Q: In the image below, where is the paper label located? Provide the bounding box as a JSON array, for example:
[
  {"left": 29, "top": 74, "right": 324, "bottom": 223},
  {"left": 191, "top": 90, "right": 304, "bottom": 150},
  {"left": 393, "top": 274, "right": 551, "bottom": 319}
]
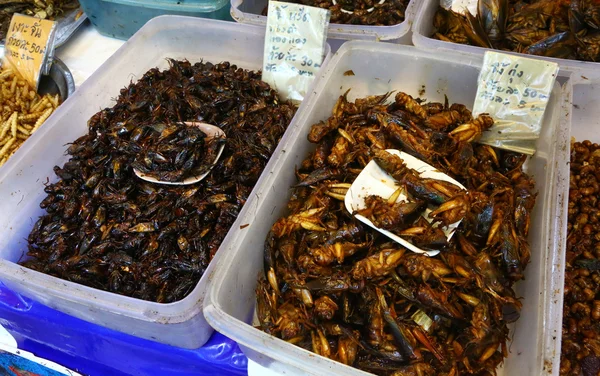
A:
[
  {"left": 474, "top": 51, "right": 558, "bottom": 154},
  {"left": 440, "top": 0, "right": 477, "bottom": 15},
  {"left": 3, "top": 14, "right": 57, "bottom": 90},
  {"left": 262, "top": 1, "right": 329, "bottom": 103}
]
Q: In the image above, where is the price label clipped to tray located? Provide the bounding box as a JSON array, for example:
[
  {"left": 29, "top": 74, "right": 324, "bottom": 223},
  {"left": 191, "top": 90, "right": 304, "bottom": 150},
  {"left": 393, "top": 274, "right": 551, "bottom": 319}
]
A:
[
  {"left": 440, "top": 0, "right": 477, "bottom": 15},
  {"left": 3, "top": 13, "right": 57, "bottom": 90},
  {"left": 262, "top": 1, "right": 330, "bottom": 103},
  {"left": 473, "top": 51, "right": 558, "bottom": 155}
]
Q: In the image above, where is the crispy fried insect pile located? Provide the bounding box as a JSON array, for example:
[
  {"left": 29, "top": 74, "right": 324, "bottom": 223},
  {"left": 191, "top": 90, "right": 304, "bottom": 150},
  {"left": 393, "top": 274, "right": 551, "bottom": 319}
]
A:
[
  {"left": 433, "top": 0, "right": 600, "bottom": 63},
  {"left": 262, "top": 0, "right": 409, "bottom": 26},
  {"left": 0, "top": 0, "right": 80, "bottom": 41},
  {"left": 256, "top": 91, "right": 536, "bottom": 375},
  {"left": 21, "top": 59, "right": 296, "bottom": 303},
  {"left": 130, "top": 123, "right": 225, "bottom": 183},
  {"left": 561, "top": 140, "right": 600, "bottom": 376}
]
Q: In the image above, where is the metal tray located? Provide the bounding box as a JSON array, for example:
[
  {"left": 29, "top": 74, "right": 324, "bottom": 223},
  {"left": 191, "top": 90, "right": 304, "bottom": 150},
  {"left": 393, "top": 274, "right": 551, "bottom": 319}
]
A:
[
  {"left": 54, "top": 7, "right": 87, "bottom": 48},
  {"left": 39, "top": 56, "right": 76, "bottom": 99}
]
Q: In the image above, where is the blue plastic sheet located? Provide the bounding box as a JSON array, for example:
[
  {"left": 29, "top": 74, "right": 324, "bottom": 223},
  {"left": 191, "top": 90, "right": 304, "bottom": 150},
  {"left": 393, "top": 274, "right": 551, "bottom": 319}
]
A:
[
  {"left": 0, "top": 283, "right": 247, "bottom": 376},
  {"left": 0, "top": 349, "right": 74, "bottom": 376}
]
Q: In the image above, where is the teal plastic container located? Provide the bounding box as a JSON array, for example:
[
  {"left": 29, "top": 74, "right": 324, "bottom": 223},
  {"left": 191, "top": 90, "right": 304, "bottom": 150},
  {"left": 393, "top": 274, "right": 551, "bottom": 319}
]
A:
[{"left": 79, "top": 0, "right": 232, "bottom": 39}]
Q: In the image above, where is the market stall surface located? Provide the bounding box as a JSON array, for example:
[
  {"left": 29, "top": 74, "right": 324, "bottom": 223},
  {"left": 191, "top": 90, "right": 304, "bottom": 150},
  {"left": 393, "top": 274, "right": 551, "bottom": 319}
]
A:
[{"left": 0, "top": 282, "right": 247, "bottom": 375}]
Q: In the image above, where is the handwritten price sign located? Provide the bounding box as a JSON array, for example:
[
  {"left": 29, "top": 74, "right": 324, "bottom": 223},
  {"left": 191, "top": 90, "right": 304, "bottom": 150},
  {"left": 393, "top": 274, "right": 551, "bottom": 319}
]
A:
[
  {"left": 262, "top": 1, "right": 329, "bottom": 102},
  {"left": 3, "top": 14, "right": 56, "bottom": 89},
  {"left": 474, "top": 51, "right": 558, "bottom": 154},
  {"left": 440, "top": 0, "right": 477, "bottom": 15}
]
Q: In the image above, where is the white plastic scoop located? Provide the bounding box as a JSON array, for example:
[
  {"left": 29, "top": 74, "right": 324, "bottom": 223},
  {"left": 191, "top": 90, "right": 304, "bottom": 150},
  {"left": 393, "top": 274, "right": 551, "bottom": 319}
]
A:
[
  {"left": 344, "top": 149, "right": 466, "bottom": 257},
  {"left": 134, "top": 122, "right": 226, "bottom": 186},
  {"left": 332, "top": 0, "right": 385, "bottom": 13}
]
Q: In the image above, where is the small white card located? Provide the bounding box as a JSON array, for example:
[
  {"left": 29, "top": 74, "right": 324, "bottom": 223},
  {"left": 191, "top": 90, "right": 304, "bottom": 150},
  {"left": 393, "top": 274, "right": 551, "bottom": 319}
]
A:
[
  {"left": 474, "top": 51, "right": 558, "bottom": 154},
  {"left": 344, "top": 149, "right": 466, "bottom": 257},
  {"left": 440, "top": 0, "right": 477, "bottom": 15},
  {"left": 262, "top": 1, "right": 329, "bottom": 103}
]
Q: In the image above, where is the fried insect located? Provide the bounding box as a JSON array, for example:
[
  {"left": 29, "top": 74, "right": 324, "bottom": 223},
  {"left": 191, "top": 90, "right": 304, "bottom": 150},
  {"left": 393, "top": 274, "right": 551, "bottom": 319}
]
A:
[
  {"left": 261, "top": 0, "right": 409, "bottom": 26},
  {"left": 356, "top": 194, "right": 425, "bottom": 232},
  {"left": 432, "top": 0, "right": 600, "bottom": 63},
  {"left": 256, "top": 90, "right": 536, "bottom": 375},
  {"left": 21, "top": 60, "right": 296, "bottom": 303},
  {"left": 561, "top": 140, "right": 600, "bottom": 376},
  {"left": 0, "top": 0, "right": 80, "bottom": 41},
  {"left": 130, "top": 124, "right": 225, "bottom": 182}
]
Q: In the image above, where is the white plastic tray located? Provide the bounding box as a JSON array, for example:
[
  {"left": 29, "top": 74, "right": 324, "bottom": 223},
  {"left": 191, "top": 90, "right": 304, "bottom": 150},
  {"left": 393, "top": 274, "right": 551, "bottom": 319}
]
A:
[
  {"left": 204, "top": 41, "right": 565, "bottom": 375},
  {"left": 412, "top": 0, "right": 600, "bottom": 74},
  {"left": 230, "top": 0, "right": 419, "bottom": 47},
  {"left": 549, "top": 72, "right": 600, "bottom": 376},
  {"left": 0, "top": 16, "right": 330, "bottom": 349}
]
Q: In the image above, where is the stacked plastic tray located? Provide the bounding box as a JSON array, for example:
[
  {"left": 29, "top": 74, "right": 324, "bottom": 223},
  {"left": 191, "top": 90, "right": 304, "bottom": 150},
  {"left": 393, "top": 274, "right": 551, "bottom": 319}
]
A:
[{"left": 231, "top": 0, "right": 419, "bottom": 50}]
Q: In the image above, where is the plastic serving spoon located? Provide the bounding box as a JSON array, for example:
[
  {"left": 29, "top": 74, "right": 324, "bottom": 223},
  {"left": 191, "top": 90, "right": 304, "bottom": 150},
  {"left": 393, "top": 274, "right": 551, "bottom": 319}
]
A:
[
  {"left": 134, "top": 122, "right": 226, "bottom": 186},
  {"left": 344, "top": 149, "right": 466, "bottom": 257},
  {"left": 332, "top": 0, "right": 385, "bottom": 13}
]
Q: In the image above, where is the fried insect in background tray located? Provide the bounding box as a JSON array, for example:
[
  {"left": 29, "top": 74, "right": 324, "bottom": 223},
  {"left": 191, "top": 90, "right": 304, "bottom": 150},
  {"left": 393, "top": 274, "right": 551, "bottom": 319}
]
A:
[
  {"left": 261, "top": 0, "right": 409, "bottom": 26},
  {"left": 432, "top": 0, "right": 600, "bottom": 63},
  {"left": 0, "top": 0, "right": 80, "bottom": 41},
  {"left": 256, "top": 91, "right": 537, "bottom": 375},
  {"left": 20, "top": 59, "right": 296, "bottom": 303},
  {"left": 561, "top": 140, "right": 600, "bottom": 376}
]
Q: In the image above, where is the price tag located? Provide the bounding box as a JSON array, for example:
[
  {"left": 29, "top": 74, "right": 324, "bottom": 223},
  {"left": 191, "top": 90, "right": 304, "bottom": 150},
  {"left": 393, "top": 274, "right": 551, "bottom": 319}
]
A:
[
  {"left": 440, "top": 0, "right": 477, "bottom": 15},
  {"left": 262, "top": 1, "right": 329, "bottom": 103},
  {"left": 474, "top": 51, "right": 558, "bottom": 154},
  {"left": 3, "top": 13, "right": 57, "bottom": 90}
]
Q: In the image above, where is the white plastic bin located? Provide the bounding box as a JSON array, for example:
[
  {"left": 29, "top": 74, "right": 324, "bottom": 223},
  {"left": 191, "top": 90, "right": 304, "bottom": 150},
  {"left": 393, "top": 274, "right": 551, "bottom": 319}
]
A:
[
  {"left": 204, "top": 41, "right": 566, "bottom": 375},
  {"left": 412, "top": 0, "right": 600, "bottom": 73},
  {"left": 0, "top": 16, "right": 330, "bottom": 349},
  {"left": 231, "top": 0, "right": 419, "bottom": 48},
  {"left": 568, "top": 73, "right": 600, "bottom": 144},
  {"left": 551, "top": 72, "right": 600, "bottom": 376}
]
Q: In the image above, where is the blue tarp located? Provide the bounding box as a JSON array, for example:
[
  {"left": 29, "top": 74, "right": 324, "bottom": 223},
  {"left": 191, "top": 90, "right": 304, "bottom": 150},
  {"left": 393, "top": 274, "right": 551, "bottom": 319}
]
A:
[{"left": 0, "top": 283, "right": 247, "bottom": 376}]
